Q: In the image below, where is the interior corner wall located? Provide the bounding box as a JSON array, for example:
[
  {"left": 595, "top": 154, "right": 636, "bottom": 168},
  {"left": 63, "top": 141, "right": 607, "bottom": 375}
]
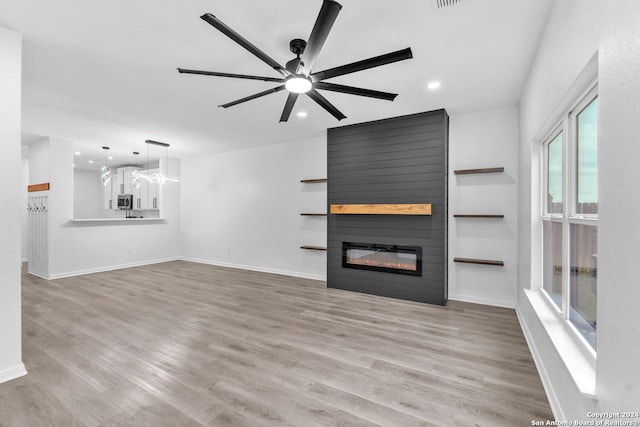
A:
[
  {"left": 179, "top": 136, "right": 327, "bottom": 281},
  {"left": 0, "top": 25, "right": 27, "bottom": 383},
  {"left": 518, "top": 0, "right": 640, "bottom": 418},
  {"left": 448, "top": 106, "right": 519, "bottom": 308}
]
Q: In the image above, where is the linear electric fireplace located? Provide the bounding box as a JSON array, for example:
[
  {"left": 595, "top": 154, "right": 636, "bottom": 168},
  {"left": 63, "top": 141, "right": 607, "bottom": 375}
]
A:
[{"left": 342, "top": 242, "right": 422, "bottom": 276}]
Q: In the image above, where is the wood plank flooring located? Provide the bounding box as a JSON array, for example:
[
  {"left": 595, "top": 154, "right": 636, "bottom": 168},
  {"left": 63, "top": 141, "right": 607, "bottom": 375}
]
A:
[{"left": 0, "top": 261, "right": 552, "bottom": 426}]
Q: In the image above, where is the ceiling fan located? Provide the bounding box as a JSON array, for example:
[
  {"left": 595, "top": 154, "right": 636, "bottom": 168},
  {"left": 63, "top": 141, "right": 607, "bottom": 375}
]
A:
[{"left": 177, "top": 0, "right": 413, "bottom": 122}]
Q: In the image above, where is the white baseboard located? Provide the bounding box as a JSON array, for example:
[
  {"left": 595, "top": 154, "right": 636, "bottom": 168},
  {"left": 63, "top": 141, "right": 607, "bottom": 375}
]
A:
[
  {"left": 180, "top": 257, "right": 326, "bottom": 282},
  {"left": 27, "top": 270, "right": 50, "bottom": 280},
  {"left": 516, "top": 304, "right": 563, "bottom": 421},
  {"left": 46, "top": 257, "right": 180, "bottom": 280},
  {"left": 0, "top": 363, "right": 27, "bottom": 384},
  {"left": 448, "top": 293, "right": 516, "bottom": 309}
]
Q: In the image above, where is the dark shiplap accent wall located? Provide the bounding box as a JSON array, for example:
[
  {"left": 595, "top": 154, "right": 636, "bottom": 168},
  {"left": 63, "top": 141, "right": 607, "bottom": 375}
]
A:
[{"left": 327, "top": 110, "right": 448, "bottom": 305}]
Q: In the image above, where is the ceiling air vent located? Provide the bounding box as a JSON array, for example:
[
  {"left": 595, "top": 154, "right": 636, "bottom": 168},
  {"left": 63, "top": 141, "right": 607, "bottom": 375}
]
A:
[
  {"left": 433, "top": 0, "right": 463, "bottom": 8},
  {"left": 432, "top": 0, "right": 466, "bottom": 10}
]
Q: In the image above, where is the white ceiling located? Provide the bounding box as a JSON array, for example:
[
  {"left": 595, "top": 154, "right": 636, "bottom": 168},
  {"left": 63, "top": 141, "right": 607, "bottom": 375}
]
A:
[{"left": 1, "top": 0, "right": 554, "bottom": 166}]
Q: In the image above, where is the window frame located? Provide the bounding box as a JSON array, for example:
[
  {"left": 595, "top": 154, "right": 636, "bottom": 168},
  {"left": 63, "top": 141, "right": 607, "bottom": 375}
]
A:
[
  {"left": 569, "top": 87, "right": 599, "bottom": 221},
  {"left": 540, "top": 82, "right": 598, "bottom": 351},
  {"left": 542, "top": 125, "right": 565, "bottom": 219}
]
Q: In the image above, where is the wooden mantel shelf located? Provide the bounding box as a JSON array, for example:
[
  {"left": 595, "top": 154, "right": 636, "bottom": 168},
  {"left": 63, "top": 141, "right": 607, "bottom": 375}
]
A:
[{"left": 330, "top": 203, "right": 432, "bottom": 215}]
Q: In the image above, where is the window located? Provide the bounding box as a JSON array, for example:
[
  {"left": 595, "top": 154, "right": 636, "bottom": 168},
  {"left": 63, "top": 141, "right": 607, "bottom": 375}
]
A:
[{"left": 542, "top": 86, "right": 598, "bottom": 349}]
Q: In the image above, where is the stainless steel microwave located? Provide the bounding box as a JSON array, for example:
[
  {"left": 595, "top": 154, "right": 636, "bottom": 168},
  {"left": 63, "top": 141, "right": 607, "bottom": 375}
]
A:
[{"left": 117, "top": 194, "right": 133, "bottom": 210}]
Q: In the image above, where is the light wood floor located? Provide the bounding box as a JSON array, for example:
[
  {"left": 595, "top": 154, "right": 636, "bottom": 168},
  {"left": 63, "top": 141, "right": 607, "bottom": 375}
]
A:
[{"left": 0, "top": 261, "right": 552, "bottom": 426}]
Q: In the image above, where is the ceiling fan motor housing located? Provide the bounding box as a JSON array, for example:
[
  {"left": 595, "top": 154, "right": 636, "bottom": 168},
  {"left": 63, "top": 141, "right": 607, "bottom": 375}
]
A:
[
  {"left": 286, "top": 39, "right": 307, "bottom": 74},
  {"left": 289, "top": 38, "right": 307, "bottom": 56}
]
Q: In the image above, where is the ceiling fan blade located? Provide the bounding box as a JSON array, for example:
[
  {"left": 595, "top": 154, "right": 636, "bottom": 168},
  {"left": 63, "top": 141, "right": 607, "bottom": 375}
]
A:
[
  {"left": 311, "top": 47, "right": 413, "bottom": 81},
  {"left": 314, "top": 82, "right": 397, "bottom": 101},
  {"left": 306, "top": 89, "right": 346, "bottom": 121},
  {"left": 219, "top": 85, "right": 285, "bottom": 108},
  {"left": 200, "top": 13, "right": 288, "bottom": 76},
  {"left": 279, "top": 93, "right": 299, "bottom": 122},
  {"left": 300, "top": 0, "right": 342, "bottom": 76},
  {"left": 177, "top": 68, "right": 284, "bottom": 83}
]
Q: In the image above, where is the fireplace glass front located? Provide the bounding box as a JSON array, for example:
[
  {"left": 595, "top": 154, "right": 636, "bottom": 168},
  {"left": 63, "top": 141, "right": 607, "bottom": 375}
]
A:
[{"left": 342, "top": 242, "right": 422, "bottom": 276}]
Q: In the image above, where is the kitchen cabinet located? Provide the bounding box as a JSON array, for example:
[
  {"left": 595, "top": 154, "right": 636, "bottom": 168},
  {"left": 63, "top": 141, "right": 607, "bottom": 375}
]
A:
[
  {"left": 111, "top": 175, "right": 120, "bottom": 209},
  {"left": 142, "top": 169, "right": 159, "bottom": 210},
  {"left": 103, "top": 173, "right": 119, "bottom": 210},
  {"left": 117, "top": 167, "right": 136, "bottom": 195},
  {"left": 133, "top": 178, "right": 142, "bottom": 209},
  {"left": 109, "top": 167, "right": 160, "bottom": 211},
  {"left": 132, "top": 169, "right": 159, "bottom": 210}
]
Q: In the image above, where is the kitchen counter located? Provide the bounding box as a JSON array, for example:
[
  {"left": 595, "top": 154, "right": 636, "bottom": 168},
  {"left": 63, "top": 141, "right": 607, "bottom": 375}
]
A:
[{"left": 70, "top": 218, "right": 165, "bottom": 223}]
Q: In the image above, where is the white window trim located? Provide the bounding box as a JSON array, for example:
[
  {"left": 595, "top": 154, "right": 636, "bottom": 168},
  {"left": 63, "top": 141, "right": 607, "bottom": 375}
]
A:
[
  {"left": 537, "top": 82, "right": 598, "bottom": 396},
  {"left": 523, "top": 289, "right": 597, "bottom": 399},
  {"left": 540, "top": 82, "right": 598, "bottom": 340},
  {"left": 526, "top": 55, "right": 599, "bottom": 402}
]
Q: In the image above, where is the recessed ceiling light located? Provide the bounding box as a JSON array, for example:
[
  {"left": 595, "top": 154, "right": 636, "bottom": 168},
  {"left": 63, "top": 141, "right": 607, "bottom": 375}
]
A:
[
  {"left": 297, "top": 111, "right": 308, "bottom": 118},
  {"left": 73, "top": 164, "right": 76, "bottom": 167},
  {"left": 74, "top": 151, "right": 81, "bottom": 155},
  {"left": 108, "top": 156, "right": 113, "bottom": 160},
  {"left": 88, "top": 160, "right": 94, "bottom": 164},
  {"left": 427, "top": 81, "right": 441, "bottom": 90}
]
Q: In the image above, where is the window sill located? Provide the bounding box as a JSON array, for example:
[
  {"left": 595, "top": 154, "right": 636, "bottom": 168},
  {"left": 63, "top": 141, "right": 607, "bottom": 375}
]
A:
[{"left": 523, "top": 289, "right": 598, "bottom": 400}]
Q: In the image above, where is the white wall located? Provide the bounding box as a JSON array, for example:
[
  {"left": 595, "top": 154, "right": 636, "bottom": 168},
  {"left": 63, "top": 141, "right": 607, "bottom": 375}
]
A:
[
  {"left": 180, "top": 136, "right": 326, "bottom": 281},
  {"left": 596, "top": 1, "right": 640, "bottom": 414},
  {"left": 73, "top": 169, "right": 107, "bottom": 219},
  {"left": 448, "top": 106, "right": 519, "bottom": 308},
  {"left": 518, "top": 0, "right": 640, "bottom": 418},
  {"left": 28, "top": 138, "right": 50, "bottom": 184},
  {"left": 180, "top": 115, "right": 521, "bottom": 296},
  {"left": 0, "top": 25, "right": 26, "bottom": 384}
]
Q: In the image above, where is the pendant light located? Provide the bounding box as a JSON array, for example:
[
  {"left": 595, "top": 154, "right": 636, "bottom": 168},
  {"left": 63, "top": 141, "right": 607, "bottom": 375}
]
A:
[
  {"left": 101, "top": 146, "right": 111, "bottom": 185},
  {"left": 131, "top": 151, "right": 153, "bottom": 187},
  {"left": 145, "top": 140, "right": 180, "bottom": 184},
  {"left": 132, "top": 150, "right": 153, "bottom": 185},
  {"left": 132, "top": 151, "right": 141, "bottom": 189}
]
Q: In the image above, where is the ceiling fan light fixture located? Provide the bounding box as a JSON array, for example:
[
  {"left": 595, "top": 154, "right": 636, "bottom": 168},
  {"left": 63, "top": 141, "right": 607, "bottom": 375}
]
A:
[{"left": 285, "top": 75, "right": 312, "bottom": 94}]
